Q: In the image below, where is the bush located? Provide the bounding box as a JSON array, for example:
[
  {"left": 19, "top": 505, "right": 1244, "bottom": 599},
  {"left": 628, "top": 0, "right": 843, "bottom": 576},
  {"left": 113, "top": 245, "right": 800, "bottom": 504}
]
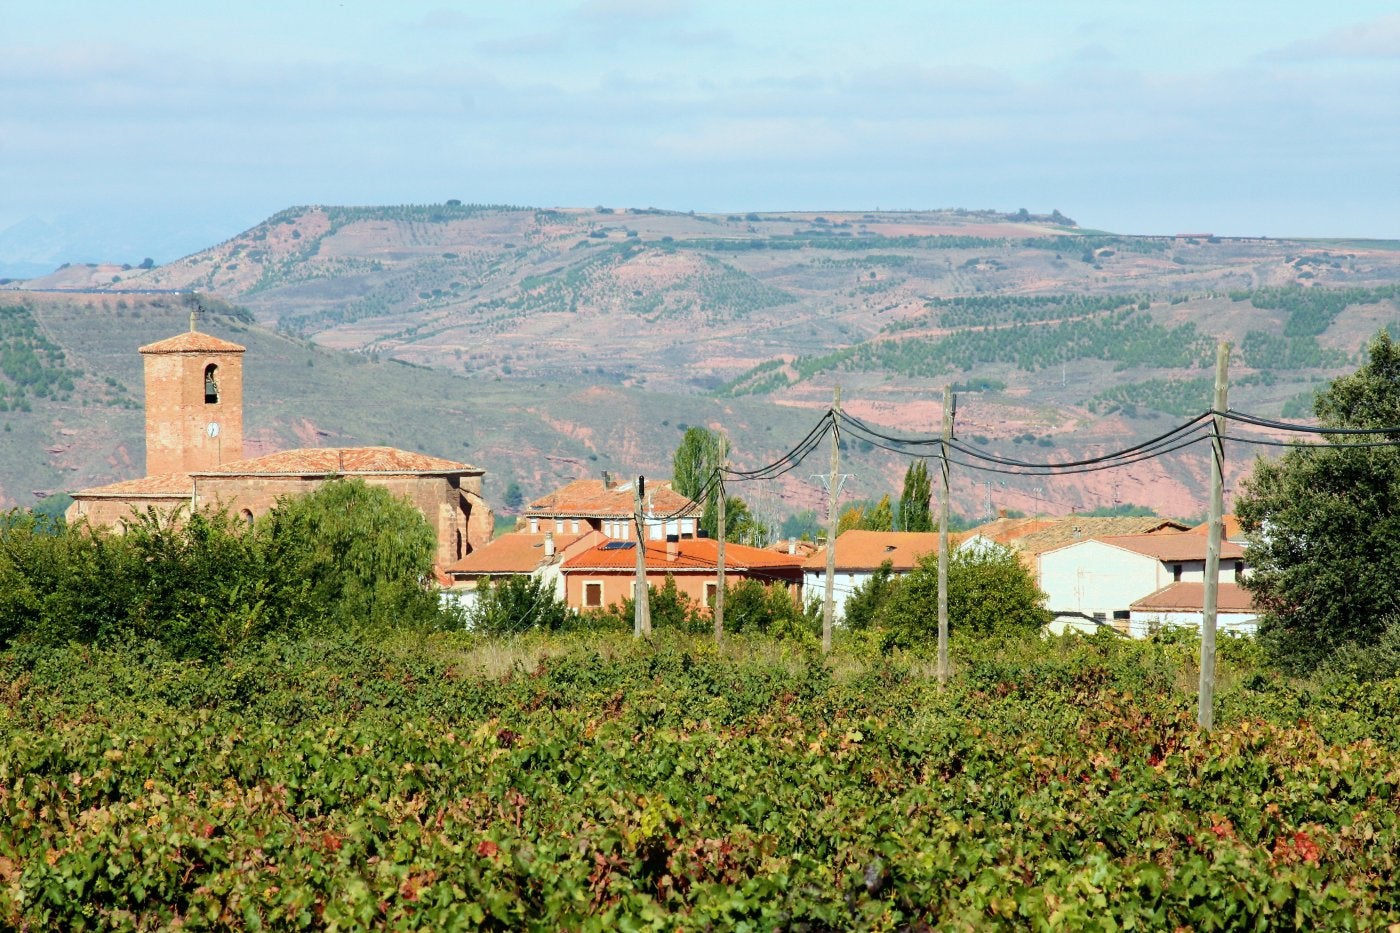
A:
[{"left": 875, "top": 543, "right": 1050, "bottom": 645}]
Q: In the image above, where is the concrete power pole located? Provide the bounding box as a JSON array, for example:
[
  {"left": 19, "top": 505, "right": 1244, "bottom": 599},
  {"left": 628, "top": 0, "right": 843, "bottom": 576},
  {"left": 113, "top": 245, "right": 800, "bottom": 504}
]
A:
[
  {"left": 715, "top": 464, "right": 727, "bottom": 646},
  {"left": 1198, "top": 343, "right": 1230, "bottom": 729},
  {"left": 633, "top": 475, "right": 651, "bottom": 638},
  {"left": 937, "top": 384, "right": 953, "bottom": 686},
  {"left": 822, "top": 386, "right": 842, "bottom": 654}
]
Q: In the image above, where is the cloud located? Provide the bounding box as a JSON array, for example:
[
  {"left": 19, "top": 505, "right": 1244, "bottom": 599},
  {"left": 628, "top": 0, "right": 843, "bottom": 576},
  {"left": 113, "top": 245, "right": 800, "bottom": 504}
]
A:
[{"left": 1269, "top": 12, "right": 1400, "bottom": 60}]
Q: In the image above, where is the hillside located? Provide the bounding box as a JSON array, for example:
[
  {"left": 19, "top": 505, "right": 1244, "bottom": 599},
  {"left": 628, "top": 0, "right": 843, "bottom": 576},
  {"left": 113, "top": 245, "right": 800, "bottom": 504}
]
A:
[{"left": 6, "top": 205, "right": 1400, "bottom": 523}]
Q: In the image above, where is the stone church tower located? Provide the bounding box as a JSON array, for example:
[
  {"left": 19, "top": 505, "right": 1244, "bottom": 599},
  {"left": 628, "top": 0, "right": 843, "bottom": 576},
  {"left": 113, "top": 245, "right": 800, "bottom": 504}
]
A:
[{"left": 139, "top": 315, "right": 246, "bottom": 475}]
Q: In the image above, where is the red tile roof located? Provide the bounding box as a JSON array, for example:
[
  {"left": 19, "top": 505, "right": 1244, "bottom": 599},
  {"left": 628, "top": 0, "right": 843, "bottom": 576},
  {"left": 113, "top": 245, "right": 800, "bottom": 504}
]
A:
[
  {"left": 970, "top": 515, "right": 1188, "bottom": 556},
  {"left": 195, "top": 446, "right": 479, "bottom": 477},
  {"left": 562, "top": 538, "right": 803, "bottom": 573},
  {"left": 72, "top": 473, "right": 193, "bottom": 498},
  {"left": 139, "top": 331, "right": 246, "bottom": 354},
  {"left": 802, "top": 530, "right": 940, "bottom": 572},
  {"left": 444, "top": 531, "right": 586, "bottom": 576},
  {"left": 1131, "top": 582, "right": 1256, "bottom": 613},
  {"left": 1096, "top": 532, "right": 1245, "bottom": 562},
  {"left": 1186, "top": 515, "right": 1244, "bottom": 540},
  {"left": 527, "top": 478, "right": 697, "bottom": 519}
]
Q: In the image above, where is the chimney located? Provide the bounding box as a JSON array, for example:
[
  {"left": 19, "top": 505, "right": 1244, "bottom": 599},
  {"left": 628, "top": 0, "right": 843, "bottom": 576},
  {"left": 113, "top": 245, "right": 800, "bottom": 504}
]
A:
[
  {"left": 997, "top": 508, "right": 1007, "bottom": 519},
  {"left": 543, "top": 531, "right": 556, "bottom": 559},
  {"left": 665, "top": 533, "right": 680, "bottom": 562},
  {"left": 788, "top": 536, "right": 797, "bottom": 555},
  {"left": 601, "top": 470, "right": 613, "bottom": 490}
]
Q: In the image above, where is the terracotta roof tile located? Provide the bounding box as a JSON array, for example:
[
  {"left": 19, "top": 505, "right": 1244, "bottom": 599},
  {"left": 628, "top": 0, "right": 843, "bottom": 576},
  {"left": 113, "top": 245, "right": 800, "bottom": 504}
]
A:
[
  {"left": 802, "top": 530, "right": 940, "bottom": 571},
  {"left": 970, "top": 515, "right": 1189, "bottom": 556},
  {"left": 72, "top": 473, "right": 193, "bottom": 498},
  {"left": 1186, "top": 515, "right": 1244, "bottom": 540},
  {"left": 1095, "top": 532, "right": 1245, "bottom": 562},
  {"left": 196, "top": 446, "right": 479, "bottom": 476},
  {"left": 139, "top": 331, "right": 246, "bottom": 354},
  {"left": 527, "top": 478, "right": 696, "bottom": 519},
  {"left": 444, "top": 532, "right": 587, "bottom": 576},
  {"left": 563, "top": 538, "right": 803, "bottom": 573},
  {"left": 1131, "top": 582, "right": 1256, "bottom": 613}
]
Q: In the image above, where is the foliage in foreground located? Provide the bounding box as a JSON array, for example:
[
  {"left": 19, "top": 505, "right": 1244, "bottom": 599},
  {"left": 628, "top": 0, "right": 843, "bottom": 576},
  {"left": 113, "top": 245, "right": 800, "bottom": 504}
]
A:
[
  {"left": 3, "top": 630, "right": 1398, "bottom": 930},
  {"left": 0, "top": 479, "right": 442, "bottom": 659}
]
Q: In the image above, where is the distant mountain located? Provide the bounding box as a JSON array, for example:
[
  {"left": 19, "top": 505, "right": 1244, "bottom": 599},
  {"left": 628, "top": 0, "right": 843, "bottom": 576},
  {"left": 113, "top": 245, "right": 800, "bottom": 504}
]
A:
[{"left": 6, "top": 204, "right": 1400, "bottom": 522}]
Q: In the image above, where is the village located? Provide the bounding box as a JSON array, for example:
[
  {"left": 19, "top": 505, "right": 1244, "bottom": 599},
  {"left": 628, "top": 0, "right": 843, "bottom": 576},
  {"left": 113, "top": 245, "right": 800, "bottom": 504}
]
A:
[{"left": 65, "top": 316, "right": 1255, "bottom": 640}]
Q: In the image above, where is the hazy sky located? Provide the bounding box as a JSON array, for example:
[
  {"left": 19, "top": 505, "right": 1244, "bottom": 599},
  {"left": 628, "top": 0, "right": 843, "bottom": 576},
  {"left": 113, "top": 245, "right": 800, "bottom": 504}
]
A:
[{"left": 5, "top": 1, "right": 1399, "bottom": 264}]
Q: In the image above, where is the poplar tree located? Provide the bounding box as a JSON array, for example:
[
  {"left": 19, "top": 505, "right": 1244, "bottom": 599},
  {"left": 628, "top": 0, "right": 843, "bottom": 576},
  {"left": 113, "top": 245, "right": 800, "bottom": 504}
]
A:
[{"left": 898, "top": 461, "right": 933, "bottom": 531}]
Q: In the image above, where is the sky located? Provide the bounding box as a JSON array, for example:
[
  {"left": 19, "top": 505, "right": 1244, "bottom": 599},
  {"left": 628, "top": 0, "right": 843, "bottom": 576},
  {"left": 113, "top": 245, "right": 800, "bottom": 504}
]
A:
[{"left": 3, "top": 1, "right": 1399, "bottom": 270}]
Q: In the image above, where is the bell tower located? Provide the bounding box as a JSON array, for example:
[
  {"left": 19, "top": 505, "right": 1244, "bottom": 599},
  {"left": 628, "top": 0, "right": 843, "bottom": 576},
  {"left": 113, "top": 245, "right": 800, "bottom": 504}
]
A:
[{"left": 138, "top": 313, "right": 246, "bottom": 476}]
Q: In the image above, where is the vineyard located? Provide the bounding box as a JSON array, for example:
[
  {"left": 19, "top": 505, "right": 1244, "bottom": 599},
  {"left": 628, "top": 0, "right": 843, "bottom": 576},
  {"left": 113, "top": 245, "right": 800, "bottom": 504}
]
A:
[{"left": 3, "top": 629, "right": 1399, "bottom": 929}]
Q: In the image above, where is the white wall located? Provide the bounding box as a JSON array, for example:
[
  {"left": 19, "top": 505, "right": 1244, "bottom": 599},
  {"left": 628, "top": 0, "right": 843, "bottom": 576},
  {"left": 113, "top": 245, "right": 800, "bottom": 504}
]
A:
[
  {"left": 1128, "top": 610, "right": 1257, "bottom": 638},
  {"left": 1039, "top": 541, "right": 1171, "bottom": 620},
  {"left": 802, "top": 569, "right": 875, "bottom": 620}
]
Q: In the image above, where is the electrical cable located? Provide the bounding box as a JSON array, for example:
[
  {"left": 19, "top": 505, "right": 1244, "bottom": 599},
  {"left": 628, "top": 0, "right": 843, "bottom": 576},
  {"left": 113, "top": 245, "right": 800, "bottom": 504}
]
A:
[{"left": 1222, "top": 409, "right": 1400, "bottom": 436}]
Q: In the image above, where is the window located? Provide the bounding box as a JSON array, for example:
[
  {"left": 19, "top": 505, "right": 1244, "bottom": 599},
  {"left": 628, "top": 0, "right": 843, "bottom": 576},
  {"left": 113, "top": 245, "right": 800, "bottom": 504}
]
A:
[
  {"left": 1172, "top": 563, "right": 1183, "bottom": 582},
  {"left": 204, "top": 364, "right": 219, "bottom": 404},
  {"left": 1234, "top": 560, "right": 1245, "bottom": 577},
  {"left": 1092, "top": 612, "right": 1106, "bottom": 621},
  {"left": 529, "top": 518, "right": 539, "bottom": 533},
  {"left": 584, "top": 582, "right": 603, "bottom": 608},
  {"left": 571, "top": 519, "right": 580, "bottom": 534},
  {"left": 1112, "top": 610, "right": 1130, "bottom": 620},
  {"left": 705, "top": 582, "right": 718, "bottom": 605},
  {"left": 555, "top": 519, "right": 564, "bottom": 534},
  {"left": 239, "top": 508, "right": 254, "bottom": 528},
  {"left": 454, "top": 530, "right": 463, "bottom": 559}
]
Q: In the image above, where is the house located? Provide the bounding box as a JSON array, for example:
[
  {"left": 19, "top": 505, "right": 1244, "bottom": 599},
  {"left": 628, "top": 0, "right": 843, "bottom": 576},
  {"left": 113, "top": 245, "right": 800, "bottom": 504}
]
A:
[
  {"left": 801, "top": 530, "right": 940, "bottom": 620},
  {"left": 1038, "top": 532, "right": 1246, "bottom": 635},
  {"left": 1128, "top": 581, "right": 1258, "bottom": 638},
  {"left": 560, "top": 535, "right": 804, "bottom": 612},
  {"left": 439, "top": 529, "right": 594, "bottom": 610},
  {"left": 65, "top": 319, "right": 494, "bottom": 567},
  {"left": 958, "top": 513, "right": 1188, "bottom": 571},
  {"left": 523, "top": 474, "right": 699, "bottom": 541}
]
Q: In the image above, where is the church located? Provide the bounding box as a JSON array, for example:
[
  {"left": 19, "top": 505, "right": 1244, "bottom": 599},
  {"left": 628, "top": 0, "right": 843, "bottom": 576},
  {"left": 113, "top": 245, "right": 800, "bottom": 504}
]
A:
[{"left": 66, "top": 317, "right": 494, "bottom": 567}]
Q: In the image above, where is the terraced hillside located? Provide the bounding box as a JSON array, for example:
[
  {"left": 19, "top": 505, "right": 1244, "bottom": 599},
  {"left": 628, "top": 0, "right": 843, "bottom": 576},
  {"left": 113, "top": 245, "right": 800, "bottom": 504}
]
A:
[{"left": 7, "top": 206, "right": 1400, "bottom": 522}]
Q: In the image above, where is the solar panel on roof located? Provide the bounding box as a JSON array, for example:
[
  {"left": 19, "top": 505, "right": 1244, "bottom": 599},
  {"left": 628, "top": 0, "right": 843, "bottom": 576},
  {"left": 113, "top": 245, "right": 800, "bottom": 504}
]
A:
[{"left": 601, "top": 541, "right": 635, "bottom": 550}]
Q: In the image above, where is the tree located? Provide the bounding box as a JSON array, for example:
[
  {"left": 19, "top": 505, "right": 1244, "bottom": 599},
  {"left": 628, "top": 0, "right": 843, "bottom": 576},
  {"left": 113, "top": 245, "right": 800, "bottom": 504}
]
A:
[
  {"left": 875, "top": 543, "right": 1049, "bottom": 643},
  {"left": 843, "top": 560, "right": 898, "bottom": 630},
  {"left": 260, "top": 478, "right": 439, "bottom": 628},
  {"left": 673, "top": 426, "right": 724, "bottom": 500},
  {"left": 139, "top": 257, "right": 154, "bottom": 269},
  {"left": 468, "top": 574, "right": 571, "bottom": 634},
  {"left": 1237, "top": 331, "right": 1400, "bottom": 671},
  {"left": 503, "top": 481, "right": 524, "bottom": 511},
  {"left": 898, "top": 461, "right": 933, "bottom": 531}
]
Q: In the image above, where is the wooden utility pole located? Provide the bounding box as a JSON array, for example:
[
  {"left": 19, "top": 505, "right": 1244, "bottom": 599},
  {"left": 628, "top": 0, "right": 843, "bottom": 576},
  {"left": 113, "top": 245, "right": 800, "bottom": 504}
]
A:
[
  {"left": 822, "top": 386, "right": 842, "bottom": 654},
  {"left": 633, "top": 475, "right": 651, "bottom": 638},
  {"left": 715, "top": 466, "right": 727, "bottom": 645},
  {"left": 1198, "top": 342, "right": 1230, "bottom": 730},
  {"left": 937, "top": 384, "right": 953, "bottom": 686}
]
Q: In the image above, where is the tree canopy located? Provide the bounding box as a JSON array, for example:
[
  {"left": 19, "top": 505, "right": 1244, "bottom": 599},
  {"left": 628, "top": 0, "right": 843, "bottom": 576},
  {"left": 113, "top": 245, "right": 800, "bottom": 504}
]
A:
[
  {"left": 898, "top": 461, "right": 933, "bottom": 531},
  {"left": 1237, "top": 330, "right": 1400, "bottom": 672}
]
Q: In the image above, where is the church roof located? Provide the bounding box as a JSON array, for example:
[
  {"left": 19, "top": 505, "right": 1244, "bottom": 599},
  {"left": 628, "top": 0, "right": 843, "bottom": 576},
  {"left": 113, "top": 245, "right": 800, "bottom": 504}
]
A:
[
  {"left": 72, "top": 473, "right": 193, "bottom": 498},
  {"left": 139, "top": 331, "right": 246, "bottom": 354},
  {"left": 193, "top": 446, "right": 480, "bottom": 477}
]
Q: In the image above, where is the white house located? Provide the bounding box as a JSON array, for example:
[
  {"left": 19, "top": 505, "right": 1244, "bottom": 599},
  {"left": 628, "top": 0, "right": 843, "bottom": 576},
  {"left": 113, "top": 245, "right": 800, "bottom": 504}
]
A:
[
  {"left": 1129, "top": 581, "right": 1258, "bottom": 638},
  {"left": 802, "top": 530, "right": 939, "bottom": 620},
  {"left": 1038, "top": 532, "right": 1246, "bottom": 635}
]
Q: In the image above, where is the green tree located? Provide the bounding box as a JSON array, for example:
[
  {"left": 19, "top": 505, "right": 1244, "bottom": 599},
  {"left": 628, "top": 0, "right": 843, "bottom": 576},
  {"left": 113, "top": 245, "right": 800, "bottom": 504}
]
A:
[
  {"left": 1237, "top": 330, "right": 1400, "bottom": 672},
  {"left": 898, "top": 460, "right": 933, "bottom": 531},
  {"left": 503, "top": 481, "right": 524, "bottom": 511},
  {"left": 468, "top": 574, "right": 571, "bottom": 634},
  {"left": 259, "top": 478, "right": 439, "bottom": 628},
  {"left": 672, "top": 426, "right": 724, "bottom": 500},
  {"left": 875, "top": 543, "right": 1049, "bottom": 643},
  {"left": 864, "top": 494, "right": 894, "bottom": 532},
  {"left": 843, "top": 560, "right": 898, "bottom": 630}
]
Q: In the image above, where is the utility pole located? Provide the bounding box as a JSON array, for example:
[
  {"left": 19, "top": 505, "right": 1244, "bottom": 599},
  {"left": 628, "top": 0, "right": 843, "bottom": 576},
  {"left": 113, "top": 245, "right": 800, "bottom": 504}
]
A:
[
  {"left": 715, "top": 464, "right": 727, "bottom": 646},
  {"left": 937, "top": 384, "right": 953, "bottom": 686},
  {"left": 633, "top": 475, "right": 651, "bottom": 638},
  {"left": 1198, "top": 342, "right": 1229, "bottom": 730},
  {"left": 822, "top": 386, "right": 842, "bottom": 654}
]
